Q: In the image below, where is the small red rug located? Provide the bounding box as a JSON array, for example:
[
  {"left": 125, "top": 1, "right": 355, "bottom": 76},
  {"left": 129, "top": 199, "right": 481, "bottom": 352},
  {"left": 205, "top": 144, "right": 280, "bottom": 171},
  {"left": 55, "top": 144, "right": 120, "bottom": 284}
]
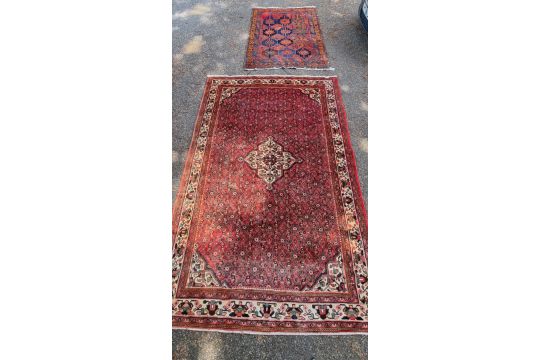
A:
[
  {"left": 173, "top": 76, "right": 367, "bottom": 334},
  {"left": 245, "top": 7, "right": 330, "bottom": 69}
]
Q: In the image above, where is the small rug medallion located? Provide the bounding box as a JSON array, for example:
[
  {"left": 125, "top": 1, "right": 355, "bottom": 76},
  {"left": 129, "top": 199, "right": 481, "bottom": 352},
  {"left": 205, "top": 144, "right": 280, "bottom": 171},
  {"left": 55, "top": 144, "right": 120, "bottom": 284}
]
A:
[
  {"left": 245, "top": 7, "right": 330, "bottom": 69},
  {"left": 173, "top": 76, "right": 367, "bottom": 333}
]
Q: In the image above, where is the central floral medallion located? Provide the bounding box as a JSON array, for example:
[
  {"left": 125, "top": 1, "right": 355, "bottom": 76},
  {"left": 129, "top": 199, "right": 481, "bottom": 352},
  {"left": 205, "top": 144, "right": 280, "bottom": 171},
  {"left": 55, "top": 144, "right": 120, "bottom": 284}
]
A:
[{"left": 242, "top": 137, "right": 301, "bottom": 189}]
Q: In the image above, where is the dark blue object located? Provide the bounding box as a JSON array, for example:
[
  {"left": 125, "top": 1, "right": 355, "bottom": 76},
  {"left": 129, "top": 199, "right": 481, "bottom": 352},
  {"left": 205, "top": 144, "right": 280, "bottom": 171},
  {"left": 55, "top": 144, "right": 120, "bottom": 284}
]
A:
[{"left": 359, "top": 0, "right": 368, "bottom": 32}]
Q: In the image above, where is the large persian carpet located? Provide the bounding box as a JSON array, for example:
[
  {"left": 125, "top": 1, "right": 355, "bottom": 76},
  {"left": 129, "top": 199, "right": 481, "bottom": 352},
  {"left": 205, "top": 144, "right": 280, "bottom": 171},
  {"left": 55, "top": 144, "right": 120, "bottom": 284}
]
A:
[
  {"left": 245, "top": 7, "right": 330, "bottom": 70},
  {"left": 172, "top": 76, "right": 367, "bottom": 334}
]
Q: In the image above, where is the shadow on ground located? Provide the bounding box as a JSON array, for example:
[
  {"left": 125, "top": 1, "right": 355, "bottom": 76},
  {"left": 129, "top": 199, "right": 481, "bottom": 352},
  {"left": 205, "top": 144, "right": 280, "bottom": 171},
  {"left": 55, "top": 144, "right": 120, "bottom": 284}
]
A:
[
  {"left": 173, "top": 330, "right": 368, "bottom": 360},
  {"left": 172, "top": 0, "right": 367, "bottom": 358}
]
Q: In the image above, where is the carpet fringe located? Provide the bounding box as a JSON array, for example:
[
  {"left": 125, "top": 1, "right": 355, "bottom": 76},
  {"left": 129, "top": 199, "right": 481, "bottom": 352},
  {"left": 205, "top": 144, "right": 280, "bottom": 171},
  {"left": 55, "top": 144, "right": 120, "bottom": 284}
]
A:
[
  {"left": 243, "top": 67, "right": 336, "bottom": 71},
  {"left": 206, "top": 74, "right": 338, "bottom": 78},
  {"left": 173, "top": 327, "right": 367, "bottom": 336},
  {"left": 252, "top": 7, "right": 318, "bottom": 9}
]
